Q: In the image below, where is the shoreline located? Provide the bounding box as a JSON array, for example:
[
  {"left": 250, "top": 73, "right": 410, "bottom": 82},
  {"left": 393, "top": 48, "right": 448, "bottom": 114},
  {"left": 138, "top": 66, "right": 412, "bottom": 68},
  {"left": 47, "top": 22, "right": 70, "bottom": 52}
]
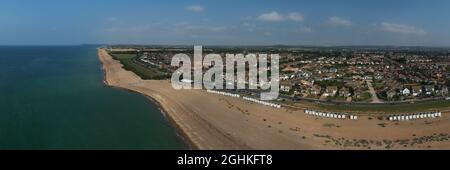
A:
[
  {"left": 97, "top": 48, "right": 250, "bottom": 149},
  {"left": 97, "top": 48, "right": 450, "bottom": 150},
  {"left": 98, "top": 51, "right": 197, "bottom": 150}
]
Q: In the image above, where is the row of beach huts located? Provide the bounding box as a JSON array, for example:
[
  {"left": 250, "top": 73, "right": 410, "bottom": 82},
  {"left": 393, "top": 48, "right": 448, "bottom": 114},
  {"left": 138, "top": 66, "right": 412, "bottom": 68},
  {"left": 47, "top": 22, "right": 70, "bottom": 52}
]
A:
[
  {"left": 206, "top": 90, "right": 240, "bottom": 98},
  {"left": 206, "top": 90, "right": 281, "bottom": 108},
  {"left": 243, "top": 97, "right": 282, "bottom": 108},
  {"left": 304, "top": 109, "right": 359, "bottom": 120},
  {"left": 388, "top": 112, "right": 442, "bottom": 121}
]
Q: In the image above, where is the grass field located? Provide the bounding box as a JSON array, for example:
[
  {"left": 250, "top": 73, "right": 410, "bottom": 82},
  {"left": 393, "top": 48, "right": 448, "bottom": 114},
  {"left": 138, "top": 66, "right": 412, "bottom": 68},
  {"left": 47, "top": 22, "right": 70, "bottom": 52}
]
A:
[{"left": 109, "top": 53, "right": 170, "bottom": 80}]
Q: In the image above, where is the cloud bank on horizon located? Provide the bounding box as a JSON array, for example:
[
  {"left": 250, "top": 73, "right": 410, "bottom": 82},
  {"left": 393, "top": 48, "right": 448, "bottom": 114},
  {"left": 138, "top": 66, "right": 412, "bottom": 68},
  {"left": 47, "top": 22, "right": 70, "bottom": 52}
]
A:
[{"left": 0, "top": 0, "right": 449, "bottom": 46}]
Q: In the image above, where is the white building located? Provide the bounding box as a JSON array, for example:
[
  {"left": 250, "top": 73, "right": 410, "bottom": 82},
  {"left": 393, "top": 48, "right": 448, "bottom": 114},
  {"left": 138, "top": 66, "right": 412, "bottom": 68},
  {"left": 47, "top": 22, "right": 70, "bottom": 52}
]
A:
[{"left": 402, "top": 88, "right": 411, "bottom": 96}]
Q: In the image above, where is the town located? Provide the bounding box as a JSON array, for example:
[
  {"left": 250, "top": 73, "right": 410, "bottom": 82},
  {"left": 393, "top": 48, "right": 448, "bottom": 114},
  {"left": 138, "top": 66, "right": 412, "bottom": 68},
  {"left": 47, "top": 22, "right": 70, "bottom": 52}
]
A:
[{"left": 107, "top": 45, "right": 450, "bottom": 104}]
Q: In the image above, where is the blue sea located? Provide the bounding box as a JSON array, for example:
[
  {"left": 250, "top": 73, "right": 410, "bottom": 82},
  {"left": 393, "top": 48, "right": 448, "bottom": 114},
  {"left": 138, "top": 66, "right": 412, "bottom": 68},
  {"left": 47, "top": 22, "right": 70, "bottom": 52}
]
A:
[{"left": 0, "top": 45, "right": 187, "bottom": 149}]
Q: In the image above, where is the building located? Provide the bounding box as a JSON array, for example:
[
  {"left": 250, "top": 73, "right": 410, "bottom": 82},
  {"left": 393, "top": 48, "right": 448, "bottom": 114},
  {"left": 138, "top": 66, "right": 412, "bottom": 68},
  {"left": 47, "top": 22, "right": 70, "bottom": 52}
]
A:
[
  {"left": 387, "top": 89, "right": 397, "bottom": 100},
  {"left": 442, "top": 86, "right": 449, "bottom": 96},
  {"left": 310, "top": 85, "right": 322, "bottom": 95},
  {"left": 402, "top": 88, "right": 411, "bottom": 96},
  {"left": 424, "top": 85, "right": 435, "bottom": 95},
  {"left": 339, "top": 87, "right": 351, "bottom": 97},
  {"left": 324, "top": 86, "right": 338, "bottom": 97},
  {"left": 411, "top": 85, "right": 422, "bottom": 96},
  {"left": 280, "top": 81, "right": 292, "bottom": 93}
]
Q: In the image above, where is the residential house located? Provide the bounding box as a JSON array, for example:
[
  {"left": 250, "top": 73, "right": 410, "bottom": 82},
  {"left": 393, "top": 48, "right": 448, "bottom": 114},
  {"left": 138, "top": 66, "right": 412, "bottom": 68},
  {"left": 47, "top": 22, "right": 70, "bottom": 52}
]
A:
[
  {"left": 442, "top": 86, "right": 449, "bottom": 96},
  {"left": 280, "top": 81, "right": 293, "bottom": 93},
  {"left": 310, "top": 85, "right": 321, "bottom": 95},
  {"left": 339, "top": 87, "right": 351, "bottom": 97},
  {"left": 424, "top": 85, "right": 435, "bottom": 95},
  {"left": 324, "top": 86, "right": 338, "bottom": 97},
  {"left": 387, "top": 89, "right": 397, "bottom": 100},
  {"left": 402, "top": 88, "right": 411, "bottom": 96},
  {"left": 411, "top": 85, "right": 422, "bottom": 97}
]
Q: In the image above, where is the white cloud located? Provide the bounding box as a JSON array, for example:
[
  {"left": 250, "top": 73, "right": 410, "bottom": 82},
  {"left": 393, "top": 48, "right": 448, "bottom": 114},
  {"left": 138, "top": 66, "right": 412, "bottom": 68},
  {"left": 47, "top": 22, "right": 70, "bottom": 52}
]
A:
[
  {"left": 257, "top": 11, "right": 284, "bottom": 22},
  {"left": 186, "top": 5, "right": 204, "bottom": 12},
  {"left": 328, "top": 16, "right": 352, "bottom": 26},
  {"left": 380, "top": 22, "right": 426, "bottom": 35},
  {"left": 242, "top": 16, "right": 253, "bottom": 20},
  {"left": 263, "top": 32, "right": 272, "bottom": 36},
  {"left": 287, "top": 12, "right": 304, "bottom": 22},
  {"left": 208, "top": 26, "right": 227, "bottom": 32},
  {"left": 174, "top": 21, "right": 190, "bottom": 27},
  {"left": 299, "top": 27, "right": 312, "bottom": 33},
  {"left": 173, "top": 21, "right": 226, "bottom": 33},
  {"left": 107, "top": 17, "right": 119, "bottom": 22}
]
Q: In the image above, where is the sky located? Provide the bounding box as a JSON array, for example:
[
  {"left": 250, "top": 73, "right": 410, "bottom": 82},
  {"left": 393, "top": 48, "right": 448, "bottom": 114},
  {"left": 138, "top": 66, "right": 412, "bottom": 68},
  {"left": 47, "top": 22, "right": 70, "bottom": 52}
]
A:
[{"left": 0, "top": 0, "right": 449, "bottom": 46}]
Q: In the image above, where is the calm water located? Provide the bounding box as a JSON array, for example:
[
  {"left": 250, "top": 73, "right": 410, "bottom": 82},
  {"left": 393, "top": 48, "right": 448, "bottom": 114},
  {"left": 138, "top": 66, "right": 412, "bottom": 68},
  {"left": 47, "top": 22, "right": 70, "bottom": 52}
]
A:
[{"left": 0, "top": 46, "right": 187, "bottom": 149}]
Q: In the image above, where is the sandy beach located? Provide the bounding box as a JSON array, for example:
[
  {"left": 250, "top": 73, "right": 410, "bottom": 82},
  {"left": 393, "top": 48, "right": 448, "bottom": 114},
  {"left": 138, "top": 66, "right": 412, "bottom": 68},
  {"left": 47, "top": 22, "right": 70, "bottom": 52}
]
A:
[{"left": 98, "top": 48, "right": 450, "bottom": 150}]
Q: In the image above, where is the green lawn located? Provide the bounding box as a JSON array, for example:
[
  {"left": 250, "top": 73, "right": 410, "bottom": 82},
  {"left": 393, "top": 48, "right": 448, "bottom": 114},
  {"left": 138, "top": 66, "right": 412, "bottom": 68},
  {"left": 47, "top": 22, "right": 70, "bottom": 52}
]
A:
[{"left": 110, "top": 53, "right": 170, "bottom": 80}]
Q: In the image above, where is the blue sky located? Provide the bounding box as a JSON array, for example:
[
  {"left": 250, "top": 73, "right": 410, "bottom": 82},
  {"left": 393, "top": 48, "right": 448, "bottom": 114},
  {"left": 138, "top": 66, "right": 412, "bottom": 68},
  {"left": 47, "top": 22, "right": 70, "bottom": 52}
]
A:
[{"left": 0, "top": 0, "right": 449, "bottom": 46}]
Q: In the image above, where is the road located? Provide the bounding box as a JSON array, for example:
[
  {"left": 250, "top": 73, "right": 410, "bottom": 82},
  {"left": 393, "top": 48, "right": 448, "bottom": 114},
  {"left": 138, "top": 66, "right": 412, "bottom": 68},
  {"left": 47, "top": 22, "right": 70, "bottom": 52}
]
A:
[{"left": 366, "top": 80, "right": 383, "bottom": 103}]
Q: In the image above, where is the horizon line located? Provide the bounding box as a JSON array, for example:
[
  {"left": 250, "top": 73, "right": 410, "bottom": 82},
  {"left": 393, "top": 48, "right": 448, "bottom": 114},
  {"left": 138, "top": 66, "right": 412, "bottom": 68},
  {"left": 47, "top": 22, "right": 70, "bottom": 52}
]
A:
[{"left": 1, "top": 44, "right": 450, "bottom": 48}]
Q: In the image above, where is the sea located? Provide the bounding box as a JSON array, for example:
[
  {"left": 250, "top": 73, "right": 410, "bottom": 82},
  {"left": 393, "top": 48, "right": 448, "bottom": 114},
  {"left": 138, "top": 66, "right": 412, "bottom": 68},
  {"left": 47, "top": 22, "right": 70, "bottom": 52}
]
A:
[{"left": 0, "top": 45, "right": 187, "bottom": 149}]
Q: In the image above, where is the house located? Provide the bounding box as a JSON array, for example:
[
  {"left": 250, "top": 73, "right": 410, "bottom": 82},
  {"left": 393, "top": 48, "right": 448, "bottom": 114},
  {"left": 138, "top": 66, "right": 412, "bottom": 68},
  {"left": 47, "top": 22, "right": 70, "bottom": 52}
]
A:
[
  {"left": 324, "top": 86, "right": 338, "bottom": 97},
  {"left": 424, "top": 85, "right": 435, "bottom": 95},
  {"left": 353, "top": 91, "right": 362, "bottom": 99},
  {"left": 339, "top": 87, "right": 351, "bottom": 97},
  {"left": 310, "top": 85, "right": 321, "bottom": 95},
  {"left": 280, "top": 81, "right": 292, "bottom": 92},
  {"left": 387, "top": 89, "right": 397, "bottom": 99},
  {"left": 442, "top": 86, "right": 449, "bottom": 96},
  {"left": 300, "top": 79, "right": 313, "bottom": 86},
  {"left": 402, "top": 88, "right": 411, "bottom": 96},
  {"left": 411, "top": 85, "right": 422, "bottom": 97}
]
